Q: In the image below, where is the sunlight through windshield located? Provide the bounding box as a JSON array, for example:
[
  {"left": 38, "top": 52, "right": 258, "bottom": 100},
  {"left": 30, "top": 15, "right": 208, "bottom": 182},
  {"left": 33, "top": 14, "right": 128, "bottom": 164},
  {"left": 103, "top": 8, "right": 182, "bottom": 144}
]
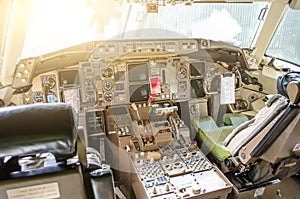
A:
[{"left": 21, "top": 1, "right": 268, "bottom": 57}]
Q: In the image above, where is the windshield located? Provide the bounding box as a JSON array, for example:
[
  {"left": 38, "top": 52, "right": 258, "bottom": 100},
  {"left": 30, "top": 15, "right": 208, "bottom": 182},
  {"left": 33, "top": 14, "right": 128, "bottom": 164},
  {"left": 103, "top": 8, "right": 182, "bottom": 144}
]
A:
[
  {"left": 266, "top": 7, "right": 300, "bottom": 66},
  {"left": 124, "top": 2, "right": 269, "bottom": 47},
  {"left": 21, "top": 1, "right": 269, "bottom": 57}
]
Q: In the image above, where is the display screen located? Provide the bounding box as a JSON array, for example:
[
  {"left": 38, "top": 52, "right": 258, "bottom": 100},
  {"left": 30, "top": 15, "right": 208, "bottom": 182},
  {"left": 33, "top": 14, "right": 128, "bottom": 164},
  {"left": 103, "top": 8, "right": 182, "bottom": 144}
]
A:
[
  {"left": 191, "top": 79, "right": 205, "bottom": 98},
  {"left": 58, "top": 70, "right": 79, "bottom": 87},
  {"left": 129, "top": 84, "right": 150, "bottom": 102},
  {"left": 111, "top": 106, "right": 128, "bottom": 115},
  {"left": 190, "top": 62, "right": 205, "bottom": 77},
  {"left": 128, "top": 63, "right": 148, "bottom": 82}
]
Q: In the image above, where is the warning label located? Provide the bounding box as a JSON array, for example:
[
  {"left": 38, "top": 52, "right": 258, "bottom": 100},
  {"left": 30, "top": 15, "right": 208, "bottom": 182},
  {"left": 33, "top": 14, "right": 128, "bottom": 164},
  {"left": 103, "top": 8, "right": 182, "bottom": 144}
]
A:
[
  {"left": 293, "top": 143, "right": 300, "bottom": 151},
  {"left": 7, "top": 182, "right": 60, "bottom": 199}
]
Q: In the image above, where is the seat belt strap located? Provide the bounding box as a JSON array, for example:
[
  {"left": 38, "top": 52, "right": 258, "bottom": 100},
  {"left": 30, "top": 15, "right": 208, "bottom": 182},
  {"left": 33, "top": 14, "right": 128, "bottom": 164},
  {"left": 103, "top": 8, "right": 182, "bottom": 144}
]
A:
[{"left": 77, "top": 135, "right": 95, "bottom": 199}]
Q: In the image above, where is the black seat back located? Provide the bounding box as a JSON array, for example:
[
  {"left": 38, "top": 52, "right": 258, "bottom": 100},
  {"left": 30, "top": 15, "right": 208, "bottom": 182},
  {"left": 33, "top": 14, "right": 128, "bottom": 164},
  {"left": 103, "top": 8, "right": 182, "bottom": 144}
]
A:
[{"left": 0, "top": 103, "right": 77, "bottom": 161}]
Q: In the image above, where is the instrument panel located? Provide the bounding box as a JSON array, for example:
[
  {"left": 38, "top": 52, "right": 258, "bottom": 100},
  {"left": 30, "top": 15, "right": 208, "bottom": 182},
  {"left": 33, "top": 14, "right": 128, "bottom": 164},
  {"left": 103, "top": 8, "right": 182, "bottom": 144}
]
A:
[
  {"left": 17, "top": 38, "right": 246, "bottom": 109},
  {"left": 25, "top": 57, "right": 210, "bottom": 109}
]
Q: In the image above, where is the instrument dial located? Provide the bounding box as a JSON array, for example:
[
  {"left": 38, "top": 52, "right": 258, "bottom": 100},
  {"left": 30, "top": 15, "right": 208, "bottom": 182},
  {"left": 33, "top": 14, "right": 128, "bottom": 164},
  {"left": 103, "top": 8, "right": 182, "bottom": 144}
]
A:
[
  {"left": 102, "top": 67, "right": 113, "bottom": 78},
  {"left": 47, "top": 77, "right": 56, "bottom": 89},
  {"left": 103, "top": 81, "right": 113, "bottom": 91},
  {"left": 178, "top": 81, "right": 187, "bottom": 91},
  {"left": 42, "top": 76, "right": 56, "bottom": 89},
  {"left": 190, "top": 104, "right": 200, "bottom": 116},
  {"left": 104, "top": 92, "right": 113, "bottom": 102},
  {"left": 33, "top": 91, "right": 43, "bottom": 103},
  {"left": 177, "top": 67, "right": 187, "bottom": 79}
]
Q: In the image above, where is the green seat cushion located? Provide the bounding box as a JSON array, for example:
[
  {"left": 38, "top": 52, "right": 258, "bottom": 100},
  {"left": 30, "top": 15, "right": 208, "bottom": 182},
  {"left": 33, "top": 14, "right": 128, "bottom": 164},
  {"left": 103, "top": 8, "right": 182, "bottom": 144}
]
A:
[
  {"left": 223, "top": 113, "right": 249, "bottom": 127},
  {"left": 192, "top": 116, "right": 232, "bottom": 160}
]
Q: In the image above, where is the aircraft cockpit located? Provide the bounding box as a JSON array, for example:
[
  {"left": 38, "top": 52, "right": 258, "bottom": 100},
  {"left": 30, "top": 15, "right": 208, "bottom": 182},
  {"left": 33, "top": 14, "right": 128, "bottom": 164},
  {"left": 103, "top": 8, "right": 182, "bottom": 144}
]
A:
[{"left": 0, "top": 0, "right": 300, "bottom": 199}]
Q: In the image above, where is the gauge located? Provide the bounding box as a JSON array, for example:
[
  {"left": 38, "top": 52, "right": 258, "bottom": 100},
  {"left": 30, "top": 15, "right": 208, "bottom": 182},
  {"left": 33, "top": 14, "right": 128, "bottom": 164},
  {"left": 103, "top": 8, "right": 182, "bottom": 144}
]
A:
[
  {"left": 104, "top": 92, "right": 113, "bottom": 102},
  {"left": 103, "top": 81, "right": 113, "bottom": 91},
  {"left": 178, "top": 81, "right": 187, "bottom": 91},
  {"left": 177, "top": 67, "right": 187, "bottom": 79},
  {"left": 47, "top": 77, "right": 56, "bottom": 89},
  {"left": 190, "top": 104, "right": 200, "bottom": 116},
  {"left": 102, "top": 67, "right": 113, "bottom": 78},
  {"left": 33, "top": 91, "right": 43, "bottom": 103},
  {"left": 41, "top": 76, "right": 56, "bottom": 89}
]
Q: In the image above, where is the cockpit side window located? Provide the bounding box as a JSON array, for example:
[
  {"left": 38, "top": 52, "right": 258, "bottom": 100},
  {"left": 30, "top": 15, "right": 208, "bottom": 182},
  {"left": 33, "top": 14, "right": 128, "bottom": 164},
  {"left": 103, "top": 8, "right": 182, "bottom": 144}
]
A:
[{"left": 266, "top": 7, "right": 300, "bottom": 66}]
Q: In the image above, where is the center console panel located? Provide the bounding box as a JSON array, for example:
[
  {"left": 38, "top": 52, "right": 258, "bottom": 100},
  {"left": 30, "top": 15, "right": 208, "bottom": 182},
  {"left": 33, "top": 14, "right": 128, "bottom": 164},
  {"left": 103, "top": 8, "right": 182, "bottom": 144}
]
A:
[{"left": 131, "top": 142, "right": 232, "bottom": 199}]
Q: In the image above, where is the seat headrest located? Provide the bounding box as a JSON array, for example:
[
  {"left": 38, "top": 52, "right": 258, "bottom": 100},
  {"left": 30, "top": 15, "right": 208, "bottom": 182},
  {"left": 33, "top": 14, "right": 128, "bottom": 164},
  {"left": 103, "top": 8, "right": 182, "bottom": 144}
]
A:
[
  {"left": 0, "top": 103, "right": 77, "bottom": 160},
  {"left": 277, "top": 71, "right": 300, "bottom": 103},
  {"left": 287, "top": 81, "right": 300, "bottom": 104}
]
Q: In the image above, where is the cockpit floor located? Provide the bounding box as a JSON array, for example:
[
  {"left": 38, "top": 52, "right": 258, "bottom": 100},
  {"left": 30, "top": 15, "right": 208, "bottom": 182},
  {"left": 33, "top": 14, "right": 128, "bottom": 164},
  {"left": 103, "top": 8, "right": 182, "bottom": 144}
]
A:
[{"left": 277, "top": 175, "right": 300, "bottom": 199}]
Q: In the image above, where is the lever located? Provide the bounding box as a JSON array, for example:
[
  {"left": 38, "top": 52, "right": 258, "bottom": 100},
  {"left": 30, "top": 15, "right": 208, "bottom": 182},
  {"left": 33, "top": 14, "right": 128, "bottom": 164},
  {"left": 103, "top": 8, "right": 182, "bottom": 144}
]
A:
[
  {"left": 238, "top": 68, "right": 263, "bottom": 91},
  {"left": 131, "top": 103, "right": 143, "bottom": 125}
]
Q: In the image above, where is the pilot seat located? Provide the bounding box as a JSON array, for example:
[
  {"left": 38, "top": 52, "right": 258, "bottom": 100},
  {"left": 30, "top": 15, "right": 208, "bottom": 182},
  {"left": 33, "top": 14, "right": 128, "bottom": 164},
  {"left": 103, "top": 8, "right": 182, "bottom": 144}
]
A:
[
  {"left": 0, "top": 103, "right": 115, "bottom": 199},
  {"left": 193, "top": 71, "right": 300, "bottom": 189}
]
